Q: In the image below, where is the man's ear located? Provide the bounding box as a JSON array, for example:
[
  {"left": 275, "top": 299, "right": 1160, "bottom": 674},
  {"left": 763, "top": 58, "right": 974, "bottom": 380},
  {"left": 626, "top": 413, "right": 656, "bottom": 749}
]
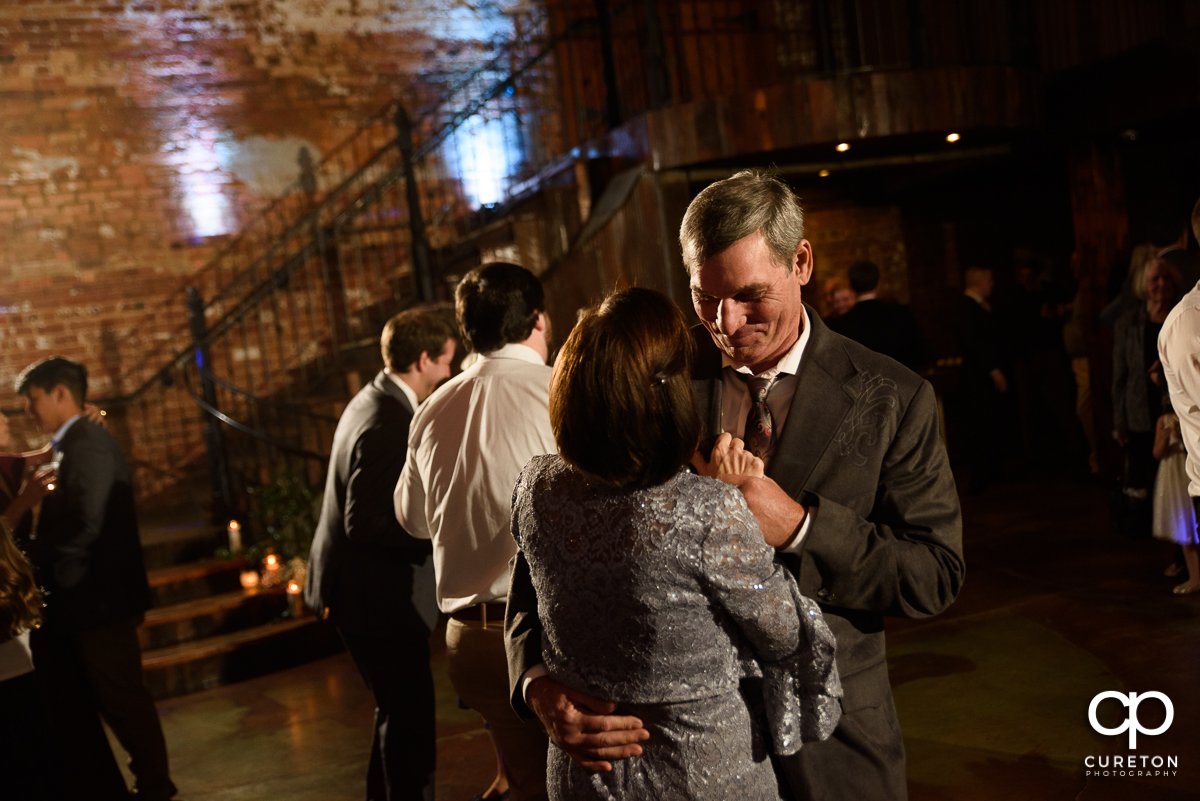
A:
[
  {"left": 533, "top": 311, "right": 547, "bottom": 332},
  {"left": 793, "top": 240, "right": 814, "bottom": 286},
  {"left": 52, "top": 384, "right": 69, "bottom": 404},
  {"left": 415, "top": 350, "right": 433, "bottom": 372}
]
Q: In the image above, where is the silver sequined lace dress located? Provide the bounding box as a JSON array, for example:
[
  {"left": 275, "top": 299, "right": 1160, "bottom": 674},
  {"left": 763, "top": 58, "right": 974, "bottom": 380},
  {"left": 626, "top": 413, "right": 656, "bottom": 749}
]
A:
[{"left": 512, "top": 455, "right": 841, "bottom": 801}]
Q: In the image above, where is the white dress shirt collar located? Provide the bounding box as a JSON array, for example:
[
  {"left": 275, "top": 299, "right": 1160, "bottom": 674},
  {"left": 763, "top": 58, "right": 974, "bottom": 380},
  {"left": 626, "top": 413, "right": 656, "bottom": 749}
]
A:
[
  {"left": 721, "top": 306, "right": 811, "bottom": 379},
  {"left": 480, "top": 343, "right": 546, "bottom": 366},
  {"left": 386, "top": 372, "right": 421, "bottom": 412}
]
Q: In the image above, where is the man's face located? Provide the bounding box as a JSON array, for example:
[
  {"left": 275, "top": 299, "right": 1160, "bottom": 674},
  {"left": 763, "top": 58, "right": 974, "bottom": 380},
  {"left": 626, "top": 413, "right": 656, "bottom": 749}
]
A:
[
  {"left": 972, "top": 270, "right": 995, "bottom": 299},
  {"left": 23, "top": 385, "right": 66, "bottom": 434},
  {"left": 431, "top": 338, "right": 456, "bottom": 382},
  {"left": 831, "top": 287, "right": 856, "bottom": 316},
  {"left": 691, "top": 231, "right": 811, "bottom": 372},
  {"left": 415, "top": 337, "right": 456, "bottom": 402}
]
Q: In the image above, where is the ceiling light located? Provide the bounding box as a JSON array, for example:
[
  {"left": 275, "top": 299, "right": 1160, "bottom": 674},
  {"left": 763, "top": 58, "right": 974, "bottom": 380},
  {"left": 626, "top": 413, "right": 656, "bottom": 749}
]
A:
[
  {"left": 946, "top": 133, "right": 960, "bottom": 143},
  {"left": 818, "top": 169, "right": 830, "bottom": 177},
  {"left": 836, "top": 143, "right": 850, "bottom": 152}
]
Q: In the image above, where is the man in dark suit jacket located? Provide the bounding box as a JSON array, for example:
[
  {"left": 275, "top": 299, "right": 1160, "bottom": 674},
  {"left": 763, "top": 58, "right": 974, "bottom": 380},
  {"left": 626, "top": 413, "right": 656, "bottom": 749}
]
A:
[
  {"left": 956, "top": 267, "right": 1008, "bottom": 492},
  {"left": 305, "top": 306, "right": 456, "bottom": 801},
  {"left": 16, "top": 356, "right": 174, "bottom": 800},
  {"left": 828, "top": 260, "right": 933, "bottom": 372},
  {"left": 505, "top": 171, "right": 963, "bottom": 800}
]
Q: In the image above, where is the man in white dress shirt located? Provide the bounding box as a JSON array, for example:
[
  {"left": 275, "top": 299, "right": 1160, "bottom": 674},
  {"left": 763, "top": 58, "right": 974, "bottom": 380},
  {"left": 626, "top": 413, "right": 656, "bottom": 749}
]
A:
[
  {"left": 396, "top": 262, "right": 555, "bottom": 801},
  {"left": 1157, "top": 197, "right": 1200, "bottom": 594}
]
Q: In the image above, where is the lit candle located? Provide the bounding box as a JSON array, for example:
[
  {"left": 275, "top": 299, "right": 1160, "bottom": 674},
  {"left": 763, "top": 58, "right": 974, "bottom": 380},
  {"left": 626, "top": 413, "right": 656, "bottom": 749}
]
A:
[
  {"left": 264, "top": 554, "right": 280, "bottom": 571},
  {"left": 286, "top": 580, "right": 303, "bottom": 615},
  {"left": 239, "top": 570, "right": 260, "bottom": 589},
  {"left": 227, "top": 520, "right": 242, "bottom": 553}
]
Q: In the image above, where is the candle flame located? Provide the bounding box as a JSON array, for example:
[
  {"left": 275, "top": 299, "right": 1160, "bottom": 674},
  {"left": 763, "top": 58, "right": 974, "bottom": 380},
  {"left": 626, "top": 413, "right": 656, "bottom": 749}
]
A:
[
  {"left": 228, "top": 520, "right": 240, "bottom": 530},
  {"left": 287, "top": 581, "right": 301, "bottom": 594}
]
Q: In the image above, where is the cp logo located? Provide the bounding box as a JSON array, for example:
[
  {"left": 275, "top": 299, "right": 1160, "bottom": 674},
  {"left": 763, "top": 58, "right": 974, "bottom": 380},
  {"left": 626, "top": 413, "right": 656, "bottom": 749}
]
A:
[{"left": 1088, "top": 691, "right": 1174, "bottom": 748}]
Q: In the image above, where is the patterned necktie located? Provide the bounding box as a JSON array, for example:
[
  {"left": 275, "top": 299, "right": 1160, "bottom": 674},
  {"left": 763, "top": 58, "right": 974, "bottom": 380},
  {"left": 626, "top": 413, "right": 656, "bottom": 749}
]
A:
[{"left": 743, "top": 375, "right": 774, "bottom": 458}]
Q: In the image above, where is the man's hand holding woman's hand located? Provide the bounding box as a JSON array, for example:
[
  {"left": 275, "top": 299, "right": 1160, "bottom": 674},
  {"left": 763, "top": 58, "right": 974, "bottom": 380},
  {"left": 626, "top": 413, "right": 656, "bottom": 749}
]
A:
[
  {"left": 690, "top": 432, "right": 764, "bottom": 480},
  {"left": 525, "top": 676, "right": 649, "bottom": 772}
]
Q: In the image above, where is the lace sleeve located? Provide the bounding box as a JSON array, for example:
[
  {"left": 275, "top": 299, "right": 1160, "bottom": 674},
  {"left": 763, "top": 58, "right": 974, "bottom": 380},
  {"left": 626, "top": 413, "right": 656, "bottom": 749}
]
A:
[
  {"left": 698, "top": 485, "right": 801, "bottom": 662},
  {"left": 699, "top": 483, "right": 842, "bottom": 755}
]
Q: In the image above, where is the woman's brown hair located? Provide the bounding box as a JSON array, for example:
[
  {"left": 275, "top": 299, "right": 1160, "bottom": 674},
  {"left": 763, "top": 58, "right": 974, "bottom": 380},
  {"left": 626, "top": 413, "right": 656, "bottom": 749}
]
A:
[
  {"left": 0, "top": 531, "right": 42, "bottom": 642},
  {"left": 551, "top": 287, "right": 700, "bottom": 489}
]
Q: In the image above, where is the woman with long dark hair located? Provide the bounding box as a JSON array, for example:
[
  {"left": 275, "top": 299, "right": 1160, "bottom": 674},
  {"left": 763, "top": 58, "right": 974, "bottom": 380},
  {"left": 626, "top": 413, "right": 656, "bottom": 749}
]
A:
[{"left": 510, "top": 287, "right": 840, "bottom": 800}]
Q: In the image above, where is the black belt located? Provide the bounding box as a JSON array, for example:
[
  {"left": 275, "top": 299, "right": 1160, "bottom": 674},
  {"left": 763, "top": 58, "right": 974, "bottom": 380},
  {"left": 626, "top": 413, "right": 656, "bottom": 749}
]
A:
[{"left": 449, "top": 601, "right": 507, "bottom": 624}]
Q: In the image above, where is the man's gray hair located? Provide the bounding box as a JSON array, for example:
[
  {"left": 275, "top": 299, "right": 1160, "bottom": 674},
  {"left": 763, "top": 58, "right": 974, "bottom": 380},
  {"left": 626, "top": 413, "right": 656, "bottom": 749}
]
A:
[{"left": 680, "top": 169, "right": 804, "bottom": 274}]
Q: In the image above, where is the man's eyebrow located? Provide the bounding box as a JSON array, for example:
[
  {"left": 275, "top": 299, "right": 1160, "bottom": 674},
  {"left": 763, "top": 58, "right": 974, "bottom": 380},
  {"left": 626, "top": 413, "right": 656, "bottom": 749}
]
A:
[{"left": 690, "top": 282, "right": 772, "bottom": 297}]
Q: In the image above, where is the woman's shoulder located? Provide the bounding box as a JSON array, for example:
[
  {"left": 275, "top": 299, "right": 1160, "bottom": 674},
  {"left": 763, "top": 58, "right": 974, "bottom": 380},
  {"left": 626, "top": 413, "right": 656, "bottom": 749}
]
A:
[
  {"left": 670, "top": 471, "right": 752, "bottom": 518},
  {"left": 518, "top": 453, "right": 567, "bottom": 487}
]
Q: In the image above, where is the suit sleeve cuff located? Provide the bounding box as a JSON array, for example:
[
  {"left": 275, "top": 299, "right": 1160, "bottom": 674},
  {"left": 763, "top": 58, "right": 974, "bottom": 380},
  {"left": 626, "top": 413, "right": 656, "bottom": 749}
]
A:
[
  {"left": 520, "top": 663, "right": 549, "bottom": 702},
  {"left": 779, "top": 507, "right": 814, "bottom": 554}
]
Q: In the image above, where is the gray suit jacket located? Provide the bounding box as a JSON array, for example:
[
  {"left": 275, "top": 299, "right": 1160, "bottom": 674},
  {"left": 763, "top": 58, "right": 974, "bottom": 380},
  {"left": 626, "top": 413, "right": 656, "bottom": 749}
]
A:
[
  {"left": 692, "top": 307, "right": 963, "bottom": 712},
  {"left": 504, "top": 306, "right": 963, "bottom": 787}
]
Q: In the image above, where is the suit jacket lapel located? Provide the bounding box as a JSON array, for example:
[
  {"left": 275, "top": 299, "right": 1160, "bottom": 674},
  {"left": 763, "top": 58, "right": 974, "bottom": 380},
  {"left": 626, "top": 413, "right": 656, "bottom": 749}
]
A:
[
  {"left": 767, "top": 306, "right": 857, "bottom": 499},
  {"left": 373, "top": 370, "right": 414, "bottom": 416}
]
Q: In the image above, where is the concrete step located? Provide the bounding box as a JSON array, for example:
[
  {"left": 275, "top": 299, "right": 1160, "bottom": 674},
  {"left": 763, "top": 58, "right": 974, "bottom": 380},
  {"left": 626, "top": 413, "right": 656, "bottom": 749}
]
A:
[
  {"left": 138, "top": 587, "right": 289, "bottom": 650},
  {"left": 141, "top": 615, "right": 342, "bottom": 699}
]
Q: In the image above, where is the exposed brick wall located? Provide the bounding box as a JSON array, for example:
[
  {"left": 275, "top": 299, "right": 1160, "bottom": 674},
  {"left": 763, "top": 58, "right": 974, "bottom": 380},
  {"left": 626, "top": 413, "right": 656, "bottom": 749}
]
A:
[
  {"left": 0, "top": 1, "right": 512, "bottom": 508},
  {"left": 805, "top": 203, "right": 911, "bottom": 310}
]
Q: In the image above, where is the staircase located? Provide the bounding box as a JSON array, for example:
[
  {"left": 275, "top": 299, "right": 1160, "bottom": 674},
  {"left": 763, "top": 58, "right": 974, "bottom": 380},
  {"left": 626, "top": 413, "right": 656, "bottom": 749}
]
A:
[{"left": 136, "top": 517, "right": 340, "bottom": 700}]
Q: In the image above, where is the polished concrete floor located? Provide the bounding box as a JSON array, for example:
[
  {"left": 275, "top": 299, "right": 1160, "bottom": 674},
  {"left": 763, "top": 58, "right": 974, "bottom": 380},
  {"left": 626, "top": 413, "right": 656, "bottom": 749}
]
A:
[{"left": 111, "top": 470, "right": 1200, "bottom": 800}]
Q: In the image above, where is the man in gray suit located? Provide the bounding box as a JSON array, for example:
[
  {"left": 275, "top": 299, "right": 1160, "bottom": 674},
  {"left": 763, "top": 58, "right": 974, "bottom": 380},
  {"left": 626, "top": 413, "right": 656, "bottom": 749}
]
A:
[
  {"left": 505, "top": 170, "right": 964, "bottom": 800},
  {"left": 305, "top": 307, "right": 456, "bottom": 801}
]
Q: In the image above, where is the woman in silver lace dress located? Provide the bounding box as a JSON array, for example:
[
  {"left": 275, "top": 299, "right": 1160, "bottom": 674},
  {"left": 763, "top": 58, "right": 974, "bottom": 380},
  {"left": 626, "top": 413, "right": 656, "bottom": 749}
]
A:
[{"left": 511, "top": 288, "right": 841, "bottom": 800}]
